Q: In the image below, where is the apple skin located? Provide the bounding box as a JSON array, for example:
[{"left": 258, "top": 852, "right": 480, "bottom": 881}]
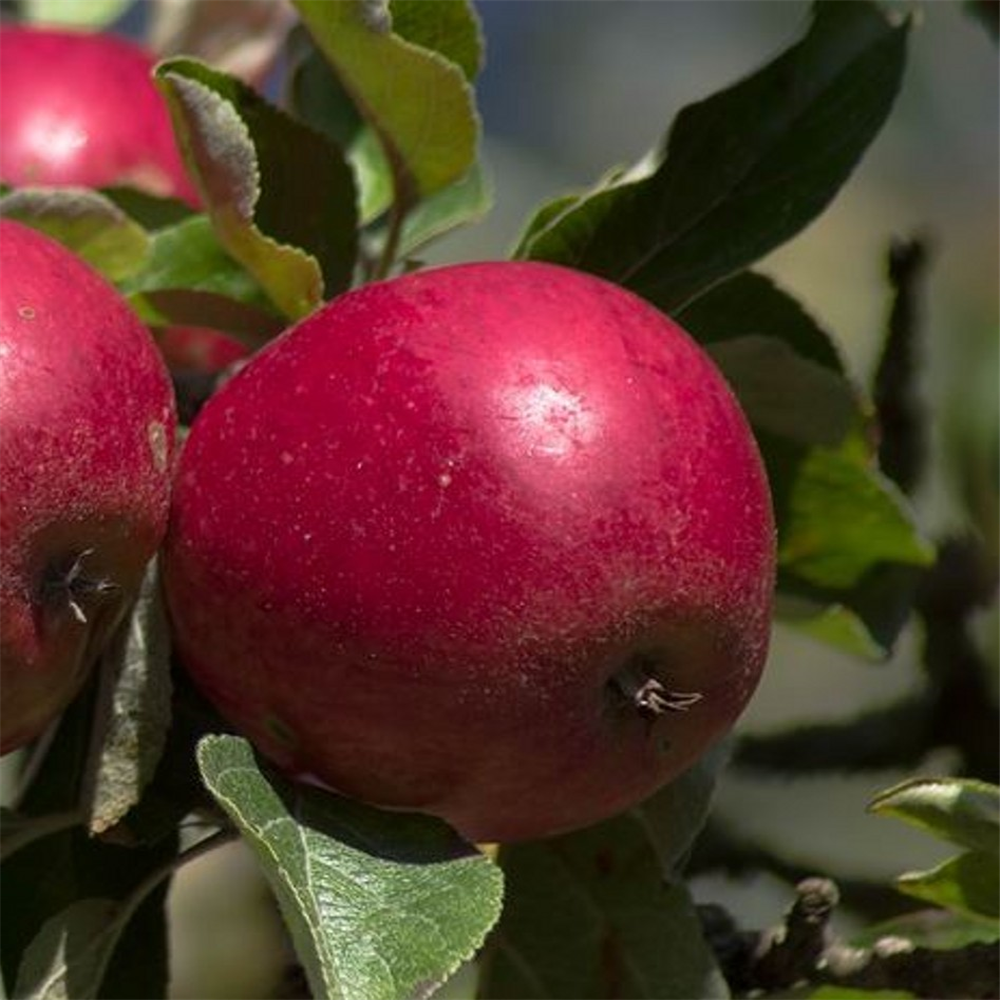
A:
[
  {"left": 153, "top": 326, "right": 250, "bottom": 374},
  {"left": 163, "top": 261, "right": 775, "bottom": 842},
  {"left": 0, "top": 220, "right": 177, "bottom": 753},
  {"left": 0, "top": 25, "right": 198, "bottom": 206}
]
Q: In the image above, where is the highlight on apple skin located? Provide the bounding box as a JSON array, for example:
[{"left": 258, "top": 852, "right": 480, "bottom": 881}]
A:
[
  {"left": 0, "top": 220, "right": 177, "bottom": 753},
  {"left": 0, "top": 24, "right": 199, "bottom": 206},
  {"left": 163, "top": 260, "right": 776, "bottom": 842}
]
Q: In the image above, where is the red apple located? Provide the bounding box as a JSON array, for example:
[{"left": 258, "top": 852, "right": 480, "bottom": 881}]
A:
[
  {"left": 0, "top": 25, "right": 198, "bottom": 206},
  {"left": 163, "top": 261, "right": 775, "bottom": 842},
  {"left": 0, "top": 220, "right": 177, "bottom": 753},
  {"left": 153, "top": 326, "right": 250, "bottom": 374}
]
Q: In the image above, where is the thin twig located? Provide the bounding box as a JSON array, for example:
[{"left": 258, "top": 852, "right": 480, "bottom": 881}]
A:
[
  {"left": 874, "top": 234, "right": 932, "bottom": 496},
  {"left": 703, "top": 877, "right": 1000, "bottom": 999}
]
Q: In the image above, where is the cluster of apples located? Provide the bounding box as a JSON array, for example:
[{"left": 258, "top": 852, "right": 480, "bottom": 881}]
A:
[{"left": 0, "top": 25, "right": 775, "bottom": 842}]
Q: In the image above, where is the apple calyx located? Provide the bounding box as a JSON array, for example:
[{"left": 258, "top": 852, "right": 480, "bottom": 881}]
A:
[
  {"left": 610, "top": 658, "right": 704, "bottom": 718},
  {"left": 40, "top": 549, "right": 119, "bottom": 625}
]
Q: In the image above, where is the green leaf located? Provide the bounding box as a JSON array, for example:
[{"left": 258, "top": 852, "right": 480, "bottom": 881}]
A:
[
  {"left": 282, "top": 27, "right": 389, "bottom": 219},
  {"left": 681, "top": 271, "right": 862, "bottom": 444},
  {"left": 131, "top": 289, "right": 286, "bottom": 343},
  {"left": 481, "top": 815, "right": 729, "bottom": 999},
  {"left": 777, "top": 559, "right": 925, "bottom": 659},
  {"left": 678, "top": 270, "right": 846, "bottom": 374},
  {"left": 120, "top": 214, "right": 268, "bottom": 303},
  {"left": 774, "top": 440, "right": 933, "bottom": 590},
  {"left": 120, "top": 215, "right": 275, "bottom": 312},
  {"left": 676, "top": 269, "right": 926, "bottom": 656},
  {"left": 633, "top": 743, "right": 729, "bottom": 877},
  {"left": 284, "top": 7, "right": 483, "bottom": 238},
  {"left": 773, "top": 593, "right": 886, "bottom": 660},
  {"left": 707, "top": 335, "right": 857, "bottom": 447},
  {"left": 352, "top": 127, "right": 396, "bottom": 223},
  {"left": 155, "top": 58, "right": 357, "bottom": 317},
  {"left": 869, "top": 778, "right": 1000, "bottom": 855},
  {"left": 13, "top": 898, "right": 120, "bottom": 1000},
  {"left": 293, "top": 0, "right": 479, "bottom": 208},
  {"left": 518, "top": 1, "right": 909, "bottom": 313},
  {"left": 1, "top": 676, "right": 175, "bottom": 1000},
  {"left": 21, "top": 0, "right": 130, "bottom": 28},
  {"left": 197, "top": 735, "right": 504, "bottom": 1000},
  {"left": 375, "top": 160, "right": 493, "bottom": 259},
  {"left": 0, "top": 187, "right": 150, "bottom": 282},
  {"left": 83, "top": 560, "right": 173, "bottom": 837},
  {"left": 10, "top": 827, "right": 195, "bottom": 1000},
  {"left": 855, "top": 908, "right": 1000, "bottom": 950},
  {"left": 0, "top": 651, "right": 178, "bottom": 999},
  {"left": 101, "top": 187, "right": 195, "bottom": 231},
  {"left": 516, "top": 191, "right": 585, "bottom": 250},
  {"left": 0, "top": 810, "right": 81, "bottom": 864},
  {"left": 896, "top": 851, "right": 1000, "bottom": 921},
  {"left": 389, "top": 0, "right": 485, "bottom": 81}
]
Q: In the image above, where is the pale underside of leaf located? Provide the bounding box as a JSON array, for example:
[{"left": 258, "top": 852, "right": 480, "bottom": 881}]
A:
[{"left": 197, "top": 735, "right": 503, "bottom": 1000}]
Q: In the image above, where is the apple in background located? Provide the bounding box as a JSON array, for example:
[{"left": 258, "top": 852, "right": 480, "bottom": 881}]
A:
[
  {"left": 0, "top": 24, "right": 198, "bottom": 206},
  {"left": 163, "top": 261, "right": 775, "bottom": 842},
  {"left": 0, "top": 220, "right": 177, "bottom": 753},
  {"left": 153, "top": 326, "right": 251, "bottom": 375}
]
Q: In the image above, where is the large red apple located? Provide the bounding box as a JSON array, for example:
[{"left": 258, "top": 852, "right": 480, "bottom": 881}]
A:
[
  {"left": 163, "top": 261, "right": 775, "bottom": 842},
  {"left": 0, "top": 220, "right": 177, "bottom": 753},
  {"left": 0, "top": 25, "right": 198, "bottom": 206}
]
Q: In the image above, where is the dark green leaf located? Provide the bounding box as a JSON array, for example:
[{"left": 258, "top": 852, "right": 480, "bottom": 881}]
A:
[
  {"left": 481, "top": 815, "right": 729, "bottom": 999},
  {"left": 282, "top": 27, "right": 393, "bottom": 220},
  {"left": 100, "top": 187, "right": 195, "bottom": 231},
  {"left": 83, "top": 560, "right": 173, "bottom": 836},
  {"left": 284, "top": 25, "right": 364, "bottom": 150},
  {"left": 156, "top": 58, "right": 357, "bottom": 316},
  {"left": 389, "top": 0, "right": 484, "bottom": 81},
  {"left": 0, "top": 810, "right": 81, "bottom": 864},
  {"left": 132, "top": 288, "right": 285, "bottom": 344},
  {"left": 13, "top": 898, "right": 121, "bottom": 1000},
  {"left": 1, "top": 739, "right": 175, "bottom": 1000},
  {"left": 896, "top": 851, "right": 1000, "bottom": 921},
  {"left": 0, "top": 187, "right": 150, "bottom": 282},
  {"left": 120, "top": 215, "right": 268, "bottom": 304},
  {"left": 675, "top": 269, "right": 926, "bottom": 655},
  {"left": 682, "top": 271, "right": 861, "bottom": 443},
  {"left": 776, "top": 559, "right": 925, "bottom": 659},
  {"left": 197, "top": 735, "right": 504, "bottom": 1000},
  {"left": 678, "top": 270, "right": 846, "bottom": 373},
  {"left": 869, "top": 778, "right": 999, "bottom": 855},
  {"left": 634, "top": 743, "right": 729, "bottom": 877},
  {"left": 293, "top": 0, "right": 479, "bottom": 209},
  {"left": 708, "top": 335, "right": 857, "bottom": 446},
  {"left": 518, "top": 2, "right": 909, "bottom": 313},
  {"left": 0, "top": 668, "right": 175, "bottom": 999},
  {"left": 11, "top": 867, "right": 179, "bottom": 1000}
]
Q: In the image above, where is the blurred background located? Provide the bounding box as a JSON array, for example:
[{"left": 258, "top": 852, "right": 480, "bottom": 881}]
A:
[{"left": 3, "top": 2, "right": 997, "bottom": 996}]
